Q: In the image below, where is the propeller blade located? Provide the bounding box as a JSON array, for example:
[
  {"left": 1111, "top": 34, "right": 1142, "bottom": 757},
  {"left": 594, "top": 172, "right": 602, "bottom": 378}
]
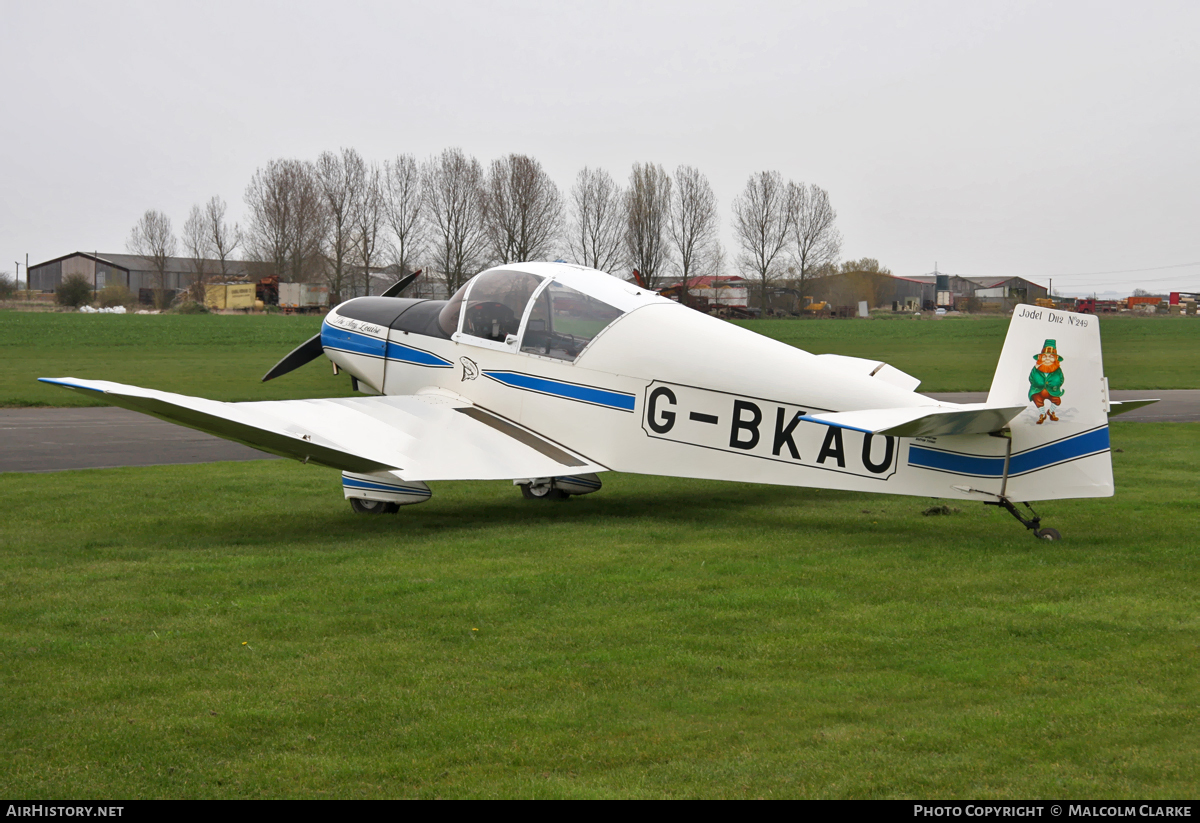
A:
[
  {"left": 380, "top": 269, "right": 422, "bottom": 298},
  {"left": 261, "top": 333, "right": 324, "bottom": 382}
]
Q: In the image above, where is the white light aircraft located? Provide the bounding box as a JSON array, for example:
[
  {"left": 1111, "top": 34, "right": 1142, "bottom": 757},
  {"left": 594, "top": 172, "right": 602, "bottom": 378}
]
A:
[{"left": 41, "top": 262, "right": 1157, "bottom": 540}]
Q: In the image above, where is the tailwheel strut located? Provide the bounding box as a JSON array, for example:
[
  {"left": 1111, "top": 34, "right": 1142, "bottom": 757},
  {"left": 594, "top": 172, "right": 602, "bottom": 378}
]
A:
[{"left": 985, "top": 498, "right": 1061, "bottom": 541}]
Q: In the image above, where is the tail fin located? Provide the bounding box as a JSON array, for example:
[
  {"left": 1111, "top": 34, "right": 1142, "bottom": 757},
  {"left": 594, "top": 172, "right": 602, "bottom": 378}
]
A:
[{"left": 985, "top": 306, "right": 1113, "bottom": 501}]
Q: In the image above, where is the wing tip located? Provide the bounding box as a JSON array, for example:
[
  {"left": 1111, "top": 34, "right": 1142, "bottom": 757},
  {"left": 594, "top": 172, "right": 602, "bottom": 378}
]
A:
[{"left": 38, "top": 377, "right": 105, "bottom": 392}]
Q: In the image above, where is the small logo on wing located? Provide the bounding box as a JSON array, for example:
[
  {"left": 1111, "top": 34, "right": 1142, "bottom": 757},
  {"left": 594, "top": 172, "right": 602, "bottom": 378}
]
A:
[{"left": 460, "top": 356, "right": 479, "bottom": 382}]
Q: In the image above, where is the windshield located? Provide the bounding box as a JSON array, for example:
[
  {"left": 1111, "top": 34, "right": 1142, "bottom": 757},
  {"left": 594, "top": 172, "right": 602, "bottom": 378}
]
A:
[
  {"left": 440, "top": 269, "right": 545, "bottom": 342},
  {"left": 437, "top": 282, "right": 469, "bottom": 337},
  {"left": 520, "top": 281, "right": 624, "bottom": 361}
]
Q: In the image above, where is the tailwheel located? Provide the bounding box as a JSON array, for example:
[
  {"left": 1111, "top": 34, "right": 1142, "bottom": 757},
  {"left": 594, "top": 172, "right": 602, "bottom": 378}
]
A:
[
  {"left": 350, "top": 498, "right": 400, "bottom": 514},
  {"left": 520, "top": 482, "right": 568, "bottom": 501},
  {"left": 985, "top": 498, "right": 1062, "bottom": 541}
]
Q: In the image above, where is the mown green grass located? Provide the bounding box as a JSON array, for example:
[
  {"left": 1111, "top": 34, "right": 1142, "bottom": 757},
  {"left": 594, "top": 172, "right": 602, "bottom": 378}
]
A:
[
  {"left": 0, "top": 312, "right": 353, "bottom": 407},
  {"left": 2, "top": 311, "right": 1196, "bottom": 406},
  {"left": 2, "top": 422, "right": 1196, "bottom": 799},
  {"left": 736, "top": 314, "right": 1200, "bottom": 392}
]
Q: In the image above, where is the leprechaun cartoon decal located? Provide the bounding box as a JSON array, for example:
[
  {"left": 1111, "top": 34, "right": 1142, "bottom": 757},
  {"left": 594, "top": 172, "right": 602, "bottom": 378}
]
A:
[{"left": 1028, "top": 339, "right": 1064, "bottom": 423}]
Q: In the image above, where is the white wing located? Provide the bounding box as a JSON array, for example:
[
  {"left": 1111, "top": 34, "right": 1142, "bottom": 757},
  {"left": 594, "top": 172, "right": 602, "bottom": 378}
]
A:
[{"left": 39, "top": 378, "right": 606, "bottom": 481}]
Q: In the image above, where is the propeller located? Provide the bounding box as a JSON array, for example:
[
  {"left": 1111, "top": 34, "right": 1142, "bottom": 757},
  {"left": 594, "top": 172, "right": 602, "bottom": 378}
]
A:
[
  {"left": 262, "top": 270, "right": 421, "bottom": 382},
  {"left": 261, "top": 333, "right": 325, "bottom": 382},
  {"left": 380, "top": 269, "right": 422, "bottom": 298}
]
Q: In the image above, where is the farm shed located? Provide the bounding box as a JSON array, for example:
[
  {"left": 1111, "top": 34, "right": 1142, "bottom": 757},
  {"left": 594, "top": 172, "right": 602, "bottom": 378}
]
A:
[{"left": 27, "top": 252, "right": 260, "bottom": 299}]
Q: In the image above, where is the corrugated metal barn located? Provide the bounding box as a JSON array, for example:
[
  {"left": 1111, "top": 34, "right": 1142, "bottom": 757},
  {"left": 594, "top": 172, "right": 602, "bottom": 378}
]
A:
[
  {"left": 27, "top": 252, "right": 258, "bottom": 298},
  {"left": 906, "top": 275, "right": 1049, "bottom": 311},
  {"left": 804, "top": 271, "right": 934, "bottom": 310}
]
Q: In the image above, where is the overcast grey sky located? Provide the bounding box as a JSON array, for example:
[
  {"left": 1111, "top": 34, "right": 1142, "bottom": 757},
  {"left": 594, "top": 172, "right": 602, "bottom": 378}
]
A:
[{"left": 3, "top": 0, "right": 1197, "bottom": 294}]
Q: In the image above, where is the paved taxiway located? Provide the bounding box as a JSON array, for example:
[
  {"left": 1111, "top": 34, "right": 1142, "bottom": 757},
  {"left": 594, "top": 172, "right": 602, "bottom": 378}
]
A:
[
  {"left": 1, "top": 391, "right": 1196, "bottom": 473},
  {"left": 0, "top": 407, "right": 276, "bottom": 473}
]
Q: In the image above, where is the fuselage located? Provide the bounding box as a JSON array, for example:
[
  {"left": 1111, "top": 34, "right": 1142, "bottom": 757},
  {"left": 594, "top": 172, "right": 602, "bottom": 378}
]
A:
[
  {"left": 318, "top": 263, "right": 1112, "bottom": 503},
  {"left": 319, "top": 263, "right": 1020, "bottom": 500}
]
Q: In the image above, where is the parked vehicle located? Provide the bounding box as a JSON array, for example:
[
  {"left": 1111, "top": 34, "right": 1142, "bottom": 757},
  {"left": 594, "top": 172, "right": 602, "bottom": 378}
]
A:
[{"left": 279, "top": 282, "right": 329, "bottom": 312}]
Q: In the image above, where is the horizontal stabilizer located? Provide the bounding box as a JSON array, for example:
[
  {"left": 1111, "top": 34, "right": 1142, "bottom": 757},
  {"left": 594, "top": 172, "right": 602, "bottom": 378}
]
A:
[
  {"left": 1108, "top": 399, "right": 1159, "bottom": 417},
  {"left": 38, "top": 377, "right": 606, "bottom": 481},
  {"left": 799, "top": 403, "right": 1026, "bottom": 437},
  {"left": 815, "top": 354, "right": 922, "bottom": 392}
]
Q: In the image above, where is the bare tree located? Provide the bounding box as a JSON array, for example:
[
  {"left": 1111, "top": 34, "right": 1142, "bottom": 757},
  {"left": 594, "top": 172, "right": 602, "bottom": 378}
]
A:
[
  {"left": 288, "top": 161, "right": 329, "bottom": 285},
  {"left": 668, "top": 165, "right": 719, "bottom": 306},
  {"left": 383, "top": 153, "right": 425, "bottom": 279},
  {"left": 206, "top": 195, "right": 242, "bottom": 279},
  {"left": 182, "top": 204, "right": 211, "bottom": 301},
  {"left": 245, "top": 158, "right": 327, "bottom": 283},
  {"left": 567, "top": 167, "right": 625, "bottom": 273},
  {"left": 788, "top": 182, "right": 841, "bottom": 296},
  {"left": 732, "top": 171, "right": 791, "bottom": 311},
  {"left": 839, "top": 257, "right": 889, "bottom": 275},
  {"left": 422, "top": 148, "right": 489, "bottom": 294},
  {"left": 245, "top": 160, "right": 292, "bottom": 278},
  {"left": 316, "top": 149, "right": 359, "bottom": 303},
  {"left": 127, "top": 209, "right": 177, "bottom": 307},
  {"left": 485, "top": 153, "right": 563, "bottom": 264},
  {"left": 624, "top": 162, "right": 672, "bottom": 290},
  {"left": 351, "top": 157, "right": 384, "bottom": 296},
  {"left": 0, "top": 270, "right": 18, "bottom": 300}
]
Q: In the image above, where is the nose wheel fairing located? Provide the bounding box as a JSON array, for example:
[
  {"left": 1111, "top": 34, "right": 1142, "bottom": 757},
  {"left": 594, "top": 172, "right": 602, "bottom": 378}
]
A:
[{"left": 342, "top": 471, "right": 432, "bottom": 510}]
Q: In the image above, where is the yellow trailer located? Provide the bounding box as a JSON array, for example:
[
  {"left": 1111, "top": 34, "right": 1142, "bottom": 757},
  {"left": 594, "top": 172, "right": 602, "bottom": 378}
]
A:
[
  {"left": 204, "top": 284, "right": 228, "bottom": 309},
  {"left": 225, "top": 284, "right": 255, "bottom": 309},
  {"left": 204, "top": 283, "right": 256, "bottom": 310}
]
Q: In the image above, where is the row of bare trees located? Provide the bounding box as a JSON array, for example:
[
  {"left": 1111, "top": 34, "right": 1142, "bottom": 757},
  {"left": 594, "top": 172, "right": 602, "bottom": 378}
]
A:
[
  {"left": 569, "top": 163, "right": 721, "bottom": 298},
  {"left": 240, "top": 148, "right": 556, "bottom": 300},
  {"left": 731, "top": 171, "right": 843, "bottom": 310},
  {"left": 181, "top": 197, "right": 243, "bottom": 300},
  {"left": 126, "top": 197, "right": 242, "bottom": 306},
  {"left": 239, "top": 150, "right": 788, "bottom": 302},
  {"left": 128, "top": 150, "right": 845, "bottom": 309}
]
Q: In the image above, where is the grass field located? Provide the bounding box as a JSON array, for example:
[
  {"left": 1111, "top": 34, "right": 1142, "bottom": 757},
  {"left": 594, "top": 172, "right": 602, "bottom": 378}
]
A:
[
  {"left": 2, "top": 310, "right": 1197, "bottom": 407},
  {"left": 1, "top": 422, "right": 1196, "bottom": 799},
  {"left": 734, "top": 314, "right": 1200, "bottom": 393},
  {"left": 0, "top": 312, "right": 349, "bottom": 407}
]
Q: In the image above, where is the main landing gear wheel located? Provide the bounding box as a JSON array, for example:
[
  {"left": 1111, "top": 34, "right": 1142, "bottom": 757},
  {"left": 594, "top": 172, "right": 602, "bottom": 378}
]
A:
[
  {"left": 1035, "top": 527, "right": 1061, "bottom": 541},
  {"left": 349, "top": 498, "right": 400, "bottom": 514},
  {"left": 520, "top": 483, "right": 568, "bottom": 501}
]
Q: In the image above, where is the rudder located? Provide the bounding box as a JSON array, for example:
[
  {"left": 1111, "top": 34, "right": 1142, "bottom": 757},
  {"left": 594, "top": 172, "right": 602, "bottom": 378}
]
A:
[{"left": 985, "top": 306, "right": 1114, "bottom": 502}]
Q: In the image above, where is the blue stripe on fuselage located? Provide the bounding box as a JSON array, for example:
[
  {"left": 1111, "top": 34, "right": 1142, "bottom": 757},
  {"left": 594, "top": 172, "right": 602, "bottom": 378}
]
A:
[
  {"left": 1008, "top": 426, "right": 1110, "bottom": 475},
  {"left": 322, "top": 324, "right": 384, "bottom": 357},
  {"left": 321, "top": 323, "right": 451, "bottom": 368},
  {"left": 907, "top": 426, "right": 1110, "bottom": 477},
  {"left": 482, "top": 371, "right": 636, "bottom": 412},
  {"left": 385, "top": 341, "right": 453, "bottom": 368}
]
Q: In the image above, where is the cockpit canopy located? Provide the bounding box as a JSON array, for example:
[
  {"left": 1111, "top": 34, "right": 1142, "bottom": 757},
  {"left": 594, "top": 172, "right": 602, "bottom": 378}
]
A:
[
  {"left": 438, "top": 264, "right": 658, "bottom": 362},
  {"left": 438, "top": 268, "right": 541, "bottom": 340}
]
